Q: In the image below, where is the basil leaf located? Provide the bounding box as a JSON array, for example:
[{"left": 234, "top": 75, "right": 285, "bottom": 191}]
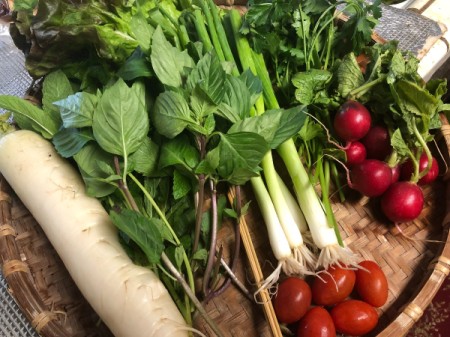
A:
[
  {"left": 151, "top": 25, "right": 194, "bottom": 88},
  {"left": 74, "top": 143, "right": 117, "bottom": 198},
  {"left": 159, "top": 136, "right": 199, "bottom": 171},
  {"left": 110, "top": 210, "right": 164, "bottom": 265},
  {"left": 129, "top": 137, "right": 160, "bottom": 177},
  {"left": 42, "top": 70, "right": 73, "bottom": 121},
  {"left": 118, "top": 48, "right": 153, "bottom": 81},
  {"left": 207, "top": 132, "right": 269, "bottom": 185},
  {"left": 52, "top": 128, "right": 94, "bottom": 158},
  {"left": 54, "top": 91, "right": 98, "bottom": 128},
  {"left": 130, "top": 12, "right": 154, "bottom": 52},
  {"left": 228, "top": 106, "right": 306, "bottom": 149},
  {"left": 0, "top": 95, "right": 58, "bottom": 139},
  {"left": 93, "top": 79, "right": 149, "bottom": 157},
  {"left": 153, "top": 91, "right": 194, "bottom": 138},
  {"left": 216, "top": 75, "right": 251, "bottom": 122},
  {"left": 239, "top": 69, "right": 263, "bottom": 107},
  {"left": 186, "top": 51, "right": 225, "bottom": 106},
  {"left": 189, "top": 86, "right": 218, "bottom": 120},
  {"left": 173, "top": 170, "right": 192, "bottom": 200}
]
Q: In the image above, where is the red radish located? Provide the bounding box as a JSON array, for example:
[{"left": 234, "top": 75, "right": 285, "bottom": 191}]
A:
[
  {"left": 400, "top": 153, "right": 439, "bottom": 185},
  {"left": 361, "top": 125, "right": 391, "bottom": 160},
  {"left": 345, "top": 141, "right": 366, "bottom": 166},
  {"left": 391, "top": 165, "right": 400, "bottom": 183},
  {"left": 350, "top": 159, "right": 392, "bottom": 197},
  {"left": 333, "top": 101, "right": 372, "bottom": 142},
  {"left": 381, "top": 182, "right": 424, "bottom": 222}
]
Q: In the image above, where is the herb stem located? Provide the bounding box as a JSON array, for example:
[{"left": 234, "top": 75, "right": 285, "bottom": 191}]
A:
[
  {"left": 128, "top": 173, "right": 196, "bottom": 293},
  {"left": 348, "top": 74, "right": 388, "bottom": 99},
  {"left": 202, "top": 179, "right": 219, "bottom": 297},
  {"left": 161, "top": 252, "right": 226, "bottom": 337},
  {"left": 412, "top": 120, "right": 433, "bottom": 180},
  {"left": 193, "top": 135, "right": 207, "bottom": 254}
]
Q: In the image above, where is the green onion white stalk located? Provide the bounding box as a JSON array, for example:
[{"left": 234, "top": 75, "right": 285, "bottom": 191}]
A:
[{"left": 229, "top": 9, "right": 360, "bottom": 270}]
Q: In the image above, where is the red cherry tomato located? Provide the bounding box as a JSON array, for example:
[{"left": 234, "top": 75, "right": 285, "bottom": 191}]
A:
[
  {"left": 297, "top": 306, "right": 336, "bottom": 337},
  {"left": 273, "top": 277, "right": 312, "bottom": 324},
  {"left": 311, "top": 265, "right": 356, "bottom": 306},
  {"left": 330, "top": 300, "right": 378, "bottom": 336},
  {"left": 355, "top": 260, "right": 389, "bottom": 307}
]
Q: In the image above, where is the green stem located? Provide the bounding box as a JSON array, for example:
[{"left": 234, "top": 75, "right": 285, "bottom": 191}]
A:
[
  {"left": 412, "top": 120, "right": 433, "bottom": 181},
  {"left": 128, "top": 173, "right": 196, "bottom": 293},
  {"left": 330, "top": 161, "right": 346, "bottom": 203},
  {"left": 319, "top": 159, "right": 343, "bottom": 246},
  {"left": 193, "top": 9, "right": 213, "bottom": 53},
  {"left": 207, "top": 0, "right": 240, "bottom": 76},
  {"left": 195, "top": 0, "right": 225, "bottom": 61},
  {"left": 348, "top": 74, "right": 388, "bottom": 100}
]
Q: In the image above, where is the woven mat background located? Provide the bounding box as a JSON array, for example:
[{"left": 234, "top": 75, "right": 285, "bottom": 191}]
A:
[{"left": 0, "top": 24, "right": 37, "bottom": 337}]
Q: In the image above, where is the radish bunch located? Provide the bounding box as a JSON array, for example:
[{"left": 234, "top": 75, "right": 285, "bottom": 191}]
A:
[{"left": 333, "top": 100, "right": 439, "bottom": 224}]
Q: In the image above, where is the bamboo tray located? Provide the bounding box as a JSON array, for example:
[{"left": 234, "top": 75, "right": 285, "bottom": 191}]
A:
[{"left": 0, "top": 112, "right": 449, "bottom": 337}]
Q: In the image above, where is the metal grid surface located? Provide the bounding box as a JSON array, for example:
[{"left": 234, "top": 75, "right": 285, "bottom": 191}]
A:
[{"left": 0, "top": 23, "right": 37, "bottom": 337}]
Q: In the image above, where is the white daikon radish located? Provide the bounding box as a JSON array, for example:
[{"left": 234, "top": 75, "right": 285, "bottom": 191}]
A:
[{"left": 0, "top": 130, "right": 188, "bottom": 337}]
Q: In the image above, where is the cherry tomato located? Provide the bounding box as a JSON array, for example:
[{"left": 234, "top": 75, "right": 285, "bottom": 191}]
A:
[
  {"left": 297, "top": 306, "right": 336, "bottom": 337},
  {"left": 311, "top": 265, "right": 356, "bottom": 306},
  {"left": 355, "top": 260, "right": 389, "bottom": 307},
  {"left": 273, "top": 277, "right": 312, "bottom": 324},
  {"left": 330, "top": 300, "right": 378, "bottom": 336}
]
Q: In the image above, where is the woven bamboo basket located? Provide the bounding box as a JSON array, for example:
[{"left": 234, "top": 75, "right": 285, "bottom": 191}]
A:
[
  {"left": 0, "top": 110, "right": 449, "bottom": 337},
  {"left": 1, "top": 1, "right": 450, "bottom": 336}
]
